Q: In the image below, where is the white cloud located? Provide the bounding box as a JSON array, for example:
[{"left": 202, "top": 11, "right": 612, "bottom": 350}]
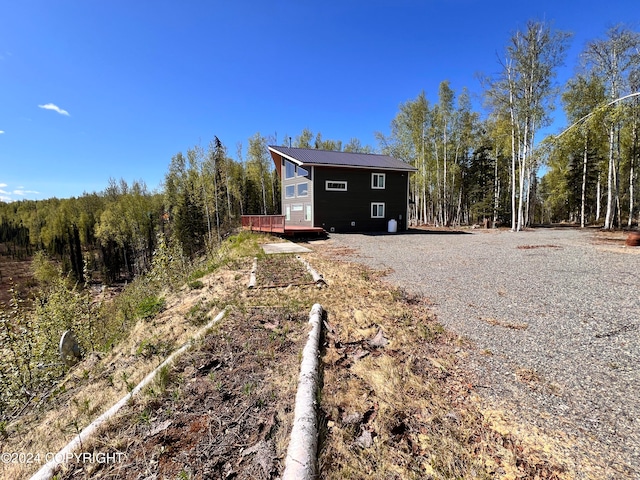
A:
[
  {"left": 38, "top": 103, "right": 70, "bottom": 116},
  {"left": 13, "top": 189, "right": 40, "bottom": 197},
  {"left": 0, "top": 184, "right": 40, "bottom": 202},
  {"left": 0, "top": 186, "right": 10, "bottom": 203},
  {"left": 0, "top": 130, "right": 4, "bottom": 134}
]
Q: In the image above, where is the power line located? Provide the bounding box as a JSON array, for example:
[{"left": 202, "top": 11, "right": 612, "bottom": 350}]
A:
[{"left": 554, "top": 91, "right": 640, "bottom": 140}]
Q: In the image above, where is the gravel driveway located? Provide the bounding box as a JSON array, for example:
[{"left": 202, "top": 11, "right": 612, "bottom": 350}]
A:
[{"left": 327, "top": 228, "right": 639, "bottom": 478}]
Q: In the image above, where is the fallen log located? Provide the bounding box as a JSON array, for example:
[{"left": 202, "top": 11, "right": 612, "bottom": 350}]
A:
[
  {"left": 282, "top": 303, "right": 323, "bottom": 480},
  {"left": 248, "top": 257, "right": 258, "bottom": 288},
  {"left": 295, "top": 255, "right": 326, "bottom": 287}
]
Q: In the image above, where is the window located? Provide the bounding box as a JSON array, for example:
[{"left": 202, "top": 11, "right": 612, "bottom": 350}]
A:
[
  {"left": 285, "top": 185, "right": 295, "bottom": 198},
  {"left": 285, "top": 160, "right": 296, "bottom": 179},
  {"left": 305, "top": 204, "right": 312, "bottom": 221},
  {"left": 371, "top": 202, "right": 385, "bottom": 218},
  {"left": 372, "top": 173, "right": 386, "bottom": 189},
  {"left": 325, "top": 180, "right": 347, "bottom": 191},
  {"left": 297, "top": 166, "right": 309, "bottom": 177},
  {"left": 292, "top": 204, "right": 303, "bottom": 212},
  {"left": 297, "top": 182, "right": 309, "bottom": 197},
  {"left": 285, "top": 206, "right": 291, "bottom": 221}
]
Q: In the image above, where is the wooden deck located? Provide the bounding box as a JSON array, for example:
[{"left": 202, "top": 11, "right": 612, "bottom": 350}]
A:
[{"left": 241, "top": 215, "right": 325, "bottom": 236}]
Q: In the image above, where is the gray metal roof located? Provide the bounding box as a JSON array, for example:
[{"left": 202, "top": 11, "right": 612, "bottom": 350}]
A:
[{"left": 268, "top": 146, "right": 417, "bottom": 172}]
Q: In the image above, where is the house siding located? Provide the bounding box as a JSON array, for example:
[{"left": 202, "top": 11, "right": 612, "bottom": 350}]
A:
[
  {"left": 281, "top": 159, "right": 313, "bottom": 226},
  {"left": 313, "top": 167, "right": 409, "bottom": 232}
]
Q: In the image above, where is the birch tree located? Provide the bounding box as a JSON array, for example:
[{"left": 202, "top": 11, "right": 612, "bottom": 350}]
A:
[
  {"left": 484, "top": 20, "right": 571, "bottom": 231},
  {"left": 582, "top": 25, "right": 640, "bottom": 229},
  {"left": 622, "top": 69, "right": 640, "bottom": 226},
  {"left": 561, "top": 74, "right": 607, "bottom": 226},
  {"left": 376, "top": 92, "right": 431, "bottom": 225}
]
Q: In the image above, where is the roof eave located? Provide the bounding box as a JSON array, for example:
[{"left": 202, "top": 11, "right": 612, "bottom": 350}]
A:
[
  {"left": 268, "top": 145, "right": 417, "bottom": 173},
  {"left": 296, "top": 162, "right": 417, "bottom": 172}
]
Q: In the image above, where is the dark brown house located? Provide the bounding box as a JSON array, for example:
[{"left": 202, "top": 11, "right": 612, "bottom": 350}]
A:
[{"left": 268, "top": 146, "right": 417, "bottom": 233}]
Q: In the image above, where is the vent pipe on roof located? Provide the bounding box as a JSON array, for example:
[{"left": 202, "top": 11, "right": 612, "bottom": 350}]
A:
[{"left": 289, "top": 136, "right": 292, "bottom": 148}]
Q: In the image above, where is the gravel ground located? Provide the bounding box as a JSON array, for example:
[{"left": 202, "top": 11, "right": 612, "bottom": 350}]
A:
[{"left": 326, "top": 227, "right": 639, "bottom": 478}]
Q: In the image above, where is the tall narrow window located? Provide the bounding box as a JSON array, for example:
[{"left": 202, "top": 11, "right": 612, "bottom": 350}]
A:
[
  {"left": 371, "top": 202, "right": 385, "bottom": 218},
  {"left": 372, "top": 173, "right": 386, "bottom": 189}
]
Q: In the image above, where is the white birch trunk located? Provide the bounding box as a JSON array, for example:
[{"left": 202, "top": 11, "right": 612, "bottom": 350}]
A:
[
  {"left": 494, "top": 148, "right": 500, "bottom": 224},
  {"left": 596, "top": 178, "right": 601, "bottom": 222},
  {"left": 508, "top": 61, "right": 518, "bottom": 232},
  {"left": 631, "top": 117, "right": 637, "bottom": 227},
  {"left": 443, "top": 119, "right": 449, "bottom": 226},
  {"left": 517, "top": 123, "right": 527, "bottom": 231},
  {"left": 581, "top": 137, "right": 588, "bottom": 228},
  {"left": 604, "top": 124, "right": 615, "bottom": 229},
  {"left": 629, "top": 162, "right": 635, "bottom": 227}
]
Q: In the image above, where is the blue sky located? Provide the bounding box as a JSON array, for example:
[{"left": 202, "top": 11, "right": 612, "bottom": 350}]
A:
[{"left": 0, "top": 0, "right": 637, "bottom": 201}]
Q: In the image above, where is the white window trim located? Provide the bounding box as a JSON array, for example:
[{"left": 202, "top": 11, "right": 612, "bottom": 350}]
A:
[
  {"left": 371, "top": 202, "right": 385, "bottom": 218},
  {"left": 325, "top": 180, "right": 348, "bottom": 191},
  {"left": 297, "top": 182, "right": 309, "bottom": 197},
  {"left": 297, "top": 166, "right": 309, "bottom": 177},
  {"left": 372, "top": 173, "right": 386, "bottom": 189}
]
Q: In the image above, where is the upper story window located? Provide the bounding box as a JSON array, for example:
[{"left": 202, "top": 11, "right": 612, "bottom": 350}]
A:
[
  {"left": 372, "top": 173, "right": 386, "bottom": 189},
  {"left": 284, "top": 160, "right": 296, "bottom": 179},
  {"left": 297, "top": 182, "right": 309, "bottom": 197},
  {"left": 297, "top": 166, "right": 309, "bottom": 178},
  {"left": 325, "top": 181, "right": 347, "bottom": 191}
]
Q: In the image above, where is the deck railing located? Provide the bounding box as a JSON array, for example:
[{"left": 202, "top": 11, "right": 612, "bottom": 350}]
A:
[{"left": 241, "top": 215, "right": 286, "bottom": 233}]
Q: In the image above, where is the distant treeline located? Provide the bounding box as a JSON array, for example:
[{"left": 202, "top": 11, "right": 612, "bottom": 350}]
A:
[
  {"left": 0, "top": 133, "right": 279, "bottom": 283},
  {"left": 0, "top": 131, "right": 372, "bottom": 284}
]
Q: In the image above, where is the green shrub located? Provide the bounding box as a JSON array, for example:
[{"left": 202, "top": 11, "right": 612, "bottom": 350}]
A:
[
  {"left": 185, "top": 301, "right": 210, "bottom": 326},
  {"left": 135, "top": 296, "right": 165, "bottom": 320},
  {"left": 188, "top": 280, "right": 204, "bottom": 290}
]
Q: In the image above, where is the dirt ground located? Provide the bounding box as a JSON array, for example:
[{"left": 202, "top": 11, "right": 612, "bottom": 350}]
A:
[
  {"left": 56, "top": 306, "right": 309, "bottom": 479},
  {"left": 0, "top": 252, "right": 34, "bottom": 306}
]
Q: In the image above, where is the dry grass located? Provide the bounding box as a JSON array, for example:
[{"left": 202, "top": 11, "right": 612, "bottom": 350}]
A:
[
  {"left": 308, "top": 246, "right": 579, "bottom": 479},
  {"left": 0, "top": 233, "right": 595, "bottom": 478}
]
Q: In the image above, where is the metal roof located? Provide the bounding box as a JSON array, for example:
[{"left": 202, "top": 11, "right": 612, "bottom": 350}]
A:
[{"left": 268, "top": 146, "right": 417, "bottom": 172}]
